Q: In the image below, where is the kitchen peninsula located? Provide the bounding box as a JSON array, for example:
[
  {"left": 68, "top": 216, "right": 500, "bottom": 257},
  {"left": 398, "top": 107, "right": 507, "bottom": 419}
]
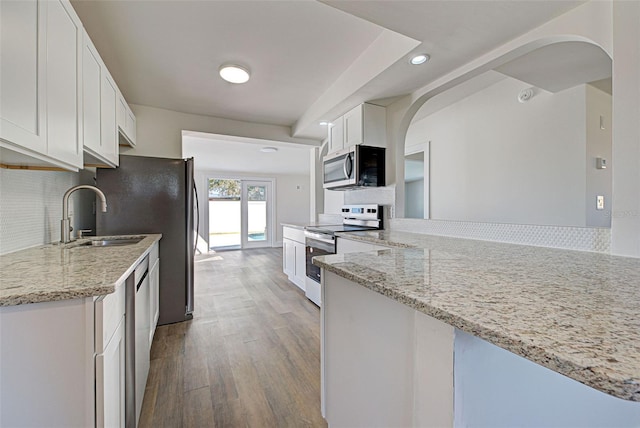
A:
[
  {"left": 314, "top": 231, "right": 640, "bottom": 426},
  {"left": 0, "top": 234, "right": 161, "bottom": 427}
]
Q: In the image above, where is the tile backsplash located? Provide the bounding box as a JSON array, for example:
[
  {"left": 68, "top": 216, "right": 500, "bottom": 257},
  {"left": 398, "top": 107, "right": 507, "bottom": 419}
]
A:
[
  {"left": 344, "top": 185, "right": 395, "bottom": 206},
  {"left": 390, "top": 218, "right": 611, "bottom": 253},
  {"left": 0, "top": 169, "right": 90, "bottom": 254}
]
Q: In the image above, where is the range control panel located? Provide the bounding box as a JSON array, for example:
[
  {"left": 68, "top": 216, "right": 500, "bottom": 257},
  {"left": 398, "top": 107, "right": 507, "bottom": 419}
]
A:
[{"left": 341, "top": 204, "right": 383, "bottom": 227}]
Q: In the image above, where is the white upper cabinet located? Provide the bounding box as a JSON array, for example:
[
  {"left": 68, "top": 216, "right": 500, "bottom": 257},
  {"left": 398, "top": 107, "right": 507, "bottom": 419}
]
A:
[
  {"left": 0, "top": 0, "right": 131, "bottom": 170},
  {"left": 328, "top": 116, "right": 344, "bottom": 154},
  {"left": 0, "top": 0, "right": 83, "bottom": 170},
  {"left": 101, "top": 73, "right": 119, "bottom": 165},
  {"left": 343, "top": 104, "right": 364, "bottom": 148},
  {"left": 117, "top": 94, "right": 136, "bottom": 147},
  {"left": 82, "top": 30, "right": 118, "bottom": 168},
  {"left": 326, "top": 103, "right": 386, "bottom": 155},
  {"left": 82, "top": 34, "right": 102, "bottom": 154},
  {"left": 45, "top": 0, "right": 83, "bottom": 168},
  {"left": 0, "top": 0, "right": 46, "bottom": 154},
  {"left": 343, "top": 103, "right": 386, "bottom": 149}
]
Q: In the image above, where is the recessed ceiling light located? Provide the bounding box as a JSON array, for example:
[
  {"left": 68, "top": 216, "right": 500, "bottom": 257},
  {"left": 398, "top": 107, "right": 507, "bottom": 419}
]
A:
[
  {"left": 260, "top": 147, "right": 278, "bottom": 153},
  {"left": 219, "top": 64, "right": 250, "bottom": 84},
  {"left": 319, "top": 121, "right": 330, "bottom": 126},
  {"left": 410, "top": 54, "right": 430, "bottom": 65}
]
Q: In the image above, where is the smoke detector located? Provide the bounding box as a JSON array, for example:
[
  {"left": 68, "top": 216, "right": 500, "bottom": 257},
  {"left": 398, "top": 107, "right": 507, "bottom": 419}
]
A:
[{"left": 517, "top": 88, "right": 535, "bottom": 103}]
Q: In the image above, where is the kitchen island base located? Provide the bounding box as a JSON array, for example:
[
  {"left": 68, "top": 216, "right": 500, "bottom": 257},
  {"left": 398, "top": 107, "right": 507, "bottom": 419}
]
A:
[{"left": 322, "top": 271, "right": 640, "bottom": 427}]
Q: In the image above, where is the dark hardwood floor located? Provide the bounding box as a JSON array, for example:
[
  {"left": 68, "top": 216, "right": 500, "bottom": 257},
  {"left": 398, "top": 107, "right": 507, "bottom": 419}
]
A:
[{"left": 139, "top": 248, "right": 326, "bottom": 428}]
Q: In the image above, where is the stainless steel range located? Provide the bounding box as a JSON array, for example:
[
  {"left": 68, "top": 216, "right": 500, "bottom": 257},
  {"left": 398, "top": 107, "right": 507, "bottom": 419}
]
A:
[{"left": 304, "top": 204, "right": 383, "bottom": 306}]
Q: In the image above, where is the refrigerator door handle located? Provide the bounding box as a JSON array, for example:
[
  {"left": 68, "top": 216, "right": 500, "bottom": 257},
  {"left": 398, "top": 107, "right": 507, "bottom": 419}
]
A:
[{"left": 193, "top": 181, "right": 200, "bottom": 255}]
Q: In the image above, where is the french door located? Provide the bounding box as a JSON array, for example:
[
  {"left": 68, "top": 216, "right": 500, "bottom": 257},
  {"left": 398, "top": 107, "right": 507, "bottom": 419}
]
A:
[{"left": 241, "top": 181, "right": 272, "bottom": 249}]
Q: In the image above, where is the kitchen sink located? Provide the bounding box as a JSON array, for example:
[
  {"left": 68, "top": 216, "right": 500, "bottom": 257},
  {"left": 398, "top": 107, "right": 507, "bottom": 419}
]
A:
[{"left": 76, "top": 237, "right": 144, "bottom": 247}]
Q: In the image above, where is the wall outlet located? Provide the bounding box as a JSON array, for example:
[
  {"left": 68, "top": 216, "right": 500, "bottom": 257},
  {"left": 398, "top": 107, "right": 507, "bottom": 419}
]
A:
[{"left": 596, "top": 195, "right": 605, "bottom": 210}]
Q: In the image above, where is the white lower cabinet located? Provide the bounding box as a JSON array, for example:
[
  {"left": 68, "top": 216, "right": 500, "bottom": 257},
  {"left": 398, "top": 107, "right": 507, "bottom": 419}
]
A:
[
  {"left": 294, "top": 242, "right": 306, "bottom": 286},
  {"left": 323, "top": 272, "right": 640, "bottom": 427},
  {"left": 0, "top": 250, "right": 159, "bottom": 427},
  {"left": 283, "top": 226, "right": 306, "bottom": 291},
  {"left": 94, "top": 277, "right": 126, "bottom": 428},
  {"left": 96, "top": 317, "right": 125, "bottom": 428},
  {"left": 0, "top": 298, "right": 96, "bottom": 427},
  {"left": 284, "top": 239, "right": 295, "bottom": 278}
]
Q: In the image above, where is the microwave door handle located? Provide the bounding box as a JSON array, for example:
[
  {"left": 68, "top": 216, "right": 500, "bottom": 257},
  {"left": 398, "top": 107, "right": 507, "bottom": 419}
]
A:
[{"left": 343, "top": 153, "right": 353, "bottom": 178}]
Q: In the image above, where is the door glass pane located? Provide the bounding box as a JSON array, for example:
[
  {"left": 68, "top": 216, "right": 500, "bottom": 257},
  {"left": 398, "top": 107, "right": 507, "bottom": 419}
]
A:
[
  {"left": 208, "top": 179, "right": 241, "bottom": 249},
  {"left": 247, "top": 185, "right": 267, "bottom": 242}
]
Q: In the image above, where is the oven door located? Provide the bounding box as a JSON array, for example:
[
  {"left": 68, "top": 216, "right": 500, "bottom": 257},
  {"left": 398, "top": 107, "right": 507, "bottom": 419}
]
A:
[
  {"left": 305, "top": 232, "right": 336, "bottom": 284},
  {"left": 323, "top": 147, "right": 355, "bottom": 189}
]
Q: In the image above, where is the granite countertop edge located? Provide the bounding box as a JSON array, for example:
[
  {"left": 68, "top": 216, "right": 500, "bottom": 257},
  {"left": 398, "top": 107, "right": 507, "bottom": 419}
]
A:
[
  {"left": 315, "top": 231, "right": 640, "bottom": 402},
  {"left": 281, "top": 223, "right": 306, "bottom": 230},
  {"left": 0, "top": 234, "right": 162, "bottom": 307}
]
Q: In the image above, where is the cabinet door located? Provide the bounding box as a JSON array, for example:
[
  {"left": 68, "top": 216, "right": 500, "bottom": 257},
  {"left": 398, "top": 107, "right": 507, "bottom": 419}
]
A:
[
  {"left": 116, "top": 95, "right": 126, "bottom": 133},
  {"left": 101, "top": 72, "right": 119, "bottom": 166},
  {"left": 0, "top": 0, "right": 47, "bottom": 153},
  {"left": 96, "top": 316, "right": 126, "bottom": 428},
  {"left": 126, "top": 108, "right": 136, "bottom": 145},
  {"left": 82, "top": 33, "right": 102, "bottom": 153},
  {"left": 343, "top": 104, "right": 363, "bottom": 148},
  {"left": 45, "top": 0, "right": 82, "bottom": 168},
  {"left": 293, "top": 241, "right": 307, "bottom": 290},
  {"left": 283, "top": 239, "right": 295, "bottom": 278},
  {"left": 328, "top": 117, "right": 344, "bottom": 153}
]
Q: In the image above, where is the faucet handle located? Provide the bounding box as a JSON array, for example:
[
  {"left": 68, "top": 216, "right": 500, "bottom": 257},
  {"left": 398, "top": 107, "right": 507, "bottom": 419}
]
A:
[{"left": 77, "top": 229, "right": 92, "bottom": 239}]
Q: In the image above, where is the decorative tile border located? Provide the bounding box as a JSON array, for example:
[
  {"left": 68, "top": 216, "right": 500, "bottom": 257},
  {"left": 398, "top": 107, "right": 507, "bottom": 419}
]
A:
[{"left": 389, "top": 218, "right": 611, "bottom": 253}]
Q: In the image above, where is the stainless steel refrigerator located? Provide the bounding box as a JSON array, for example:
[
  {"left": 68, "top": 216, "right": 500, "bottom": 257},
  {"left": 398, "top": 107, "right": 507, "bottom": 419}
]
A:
[{"left": 97, "top": 155, "right": 197, "bottom": 325}]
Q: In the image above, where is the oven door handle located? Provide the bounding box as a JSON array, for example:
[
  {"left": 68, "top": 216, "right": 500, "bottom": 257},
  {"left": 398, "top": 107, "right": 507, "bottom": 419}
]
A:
[{"left": 304, "top": 231, "right": 335, "bottom": 245}]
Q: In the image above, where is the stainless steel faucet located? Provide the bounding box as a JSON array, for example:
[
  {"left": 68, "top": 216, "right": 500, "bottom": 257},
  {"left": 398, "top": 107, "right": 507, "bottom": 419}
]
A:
[{"left": 61, "top": 185, "right": 108, "bottom": 243}]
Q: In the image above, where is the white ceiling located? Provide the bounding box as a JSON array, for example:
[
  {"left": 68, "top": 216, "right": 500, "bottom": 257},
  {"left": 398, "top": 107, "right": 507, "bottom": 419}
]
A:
[
  {"left": 182, "top": 133, "right": 311, "bottom": 176},
  {"left": 71, "top": 0, "right": 586, "bottom": 142}
]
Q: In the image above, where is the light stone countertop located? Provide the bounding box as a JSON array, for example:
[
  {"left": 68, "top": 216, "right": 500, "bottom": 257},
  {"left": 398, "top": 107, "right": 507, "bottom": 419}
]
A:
[
  {"left": 281, "top": 222, "right": 342, "bottom": 230},
  {"left": 281, "top": 223, "right": 307, "bottom": 230},
  {"left": 315, "top": 230, "right": 640, "bottom": 401},
  {"left": 0, "top": 234, "right": 162, "bottom": 306}
]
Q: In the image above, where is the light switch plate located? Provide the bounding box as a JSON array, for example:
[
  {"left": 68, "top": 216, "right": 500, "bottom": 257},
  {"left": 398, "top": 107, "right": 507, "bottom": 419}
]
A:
[{"left": 596, "top": 195, "right": 605, "bottom": 210}]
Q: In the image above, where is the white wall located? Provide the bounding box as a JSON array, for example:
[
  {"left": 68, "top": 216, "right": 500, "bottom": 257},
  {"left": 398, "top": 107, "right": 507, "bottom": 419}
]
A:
[
  {"left": 585, "top": 85, "right": 613, "bottom": 227},
  {"left": 125, "top": 104, "right": 319, "bottom": 159},
  {"left": 387, "top": 1, "right": 640, "bottom": 256},
  {"left": 0, "top": 169, "right": 92, "bottom": 254},
  {"left": 194, "top": 170, "right": 309, "bottom": 248},
  {"left": 406, "top": 78, "right": 592, "bottom": 227}
]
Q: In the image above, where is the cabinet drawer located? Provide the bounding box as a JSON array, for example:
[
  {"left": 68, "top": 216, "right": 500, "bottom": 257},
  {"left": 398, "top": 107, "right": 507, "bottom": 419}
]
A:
[
  {"left": 95, "top": 282, "right": 125, "bottom": 352},
  {"left": 283, "top": 226, "right": 305, "bottom": 243}
]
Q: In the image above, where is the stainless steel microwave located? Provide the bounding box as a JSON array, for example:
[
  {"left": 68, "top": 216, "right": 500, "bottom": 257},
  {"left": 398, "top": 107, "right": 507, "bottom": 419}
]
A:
[{"left": 323, "top": 145, "right": 385, "bottom": 190}]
